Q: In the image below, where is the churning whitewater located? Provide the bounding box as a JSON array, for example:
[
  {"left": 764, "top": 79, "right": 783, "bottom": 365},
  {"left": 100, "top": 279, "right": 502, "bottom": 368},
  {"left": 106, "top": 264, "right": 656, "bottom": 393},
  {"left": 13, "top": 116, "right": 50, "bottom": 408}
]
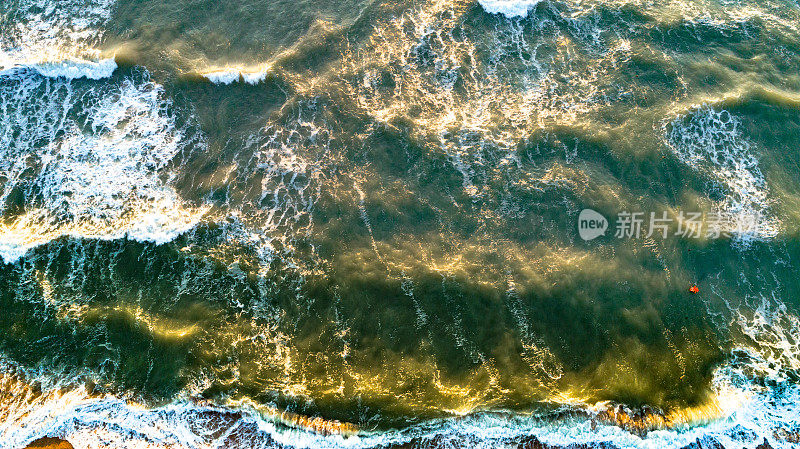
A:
[{"left": 1, "top": 0, "right": 800, "bottom": 448}]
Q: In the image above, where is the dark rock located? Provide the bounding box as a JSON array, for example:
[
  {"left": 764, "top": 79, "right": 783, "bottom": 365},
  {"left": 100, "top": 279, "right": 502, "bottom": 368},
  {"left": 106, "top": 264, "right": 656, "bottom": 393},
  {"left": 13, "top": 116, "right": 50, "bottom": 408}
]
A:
[
  {"left": 755, "top": 438, "right": 774, "bottom": 449},
  {"left": 679, "top": 436, "right": 725, "bottom": 449},
  {"left": 24, "top": 437, "right": 74, "bottom": 449}
]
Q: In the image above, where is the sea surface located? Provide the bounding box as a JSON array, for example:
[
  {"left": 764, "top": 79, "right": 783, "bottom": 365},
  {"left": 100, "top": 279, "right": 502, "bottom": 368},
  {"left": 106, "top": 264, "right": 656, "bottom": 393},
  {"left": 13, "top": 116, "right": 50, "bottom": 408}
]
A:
[{"left": 1, "top": 0, "right": 800, "bottom": 448}]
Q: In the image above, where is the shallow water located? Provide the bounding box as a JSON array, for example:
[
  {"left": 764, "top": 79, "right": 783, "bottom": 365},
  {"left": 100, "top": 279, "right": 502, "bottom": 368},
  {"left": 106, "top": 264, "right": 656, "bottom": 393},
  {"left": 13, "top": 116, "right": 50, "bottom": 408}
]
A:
[{"left": 1, "top": 0, "right": 800, "bottom": 448}]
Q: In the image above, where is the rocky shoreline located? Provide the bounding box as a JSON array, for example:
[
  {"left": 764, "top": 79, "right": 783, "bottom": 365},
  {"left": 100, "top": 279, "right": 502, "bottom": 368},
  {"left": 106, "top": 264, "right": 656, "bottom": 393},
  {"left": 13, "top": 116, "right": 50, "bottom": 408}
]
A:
[
  {"left": 20, "top": 435, "right": 781, "bottom": 449},
  {"left": 14, "top": 403, "right": 800, "bottom": 449},
  {"left": 8, "top": 370, "right": 797, "bottom": 449}
]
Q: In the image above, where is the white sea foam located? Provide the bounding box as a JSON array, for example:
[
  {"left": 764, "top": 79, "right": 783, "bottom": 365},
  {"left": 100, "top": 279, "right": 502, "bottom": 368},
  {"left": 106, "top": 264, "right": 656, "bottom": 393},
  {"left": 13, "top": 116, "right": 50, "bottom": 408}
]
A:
[
  {"left": 29, "top": 58, "right": 117, "bottom": 79},
  {"left": 203, "top": 69, "right": 244, "bottom": 85},
  {"left": 0, "top": 69, "right": 207, "bottom": 264},
  {"left": 666, "top": 105, "right": 779, "bottom": 243},
  {"left": 0, "top": 57, "right": 117, "bottom": 80},
  {"left": 0, "top": 0, "right": 116, "bottom": 73},
  {"left": 201, "top": 66, "right": 271, "bottom": 85},
  {"left": 478, "top": 0, "right": 542, "bottom": 18}
]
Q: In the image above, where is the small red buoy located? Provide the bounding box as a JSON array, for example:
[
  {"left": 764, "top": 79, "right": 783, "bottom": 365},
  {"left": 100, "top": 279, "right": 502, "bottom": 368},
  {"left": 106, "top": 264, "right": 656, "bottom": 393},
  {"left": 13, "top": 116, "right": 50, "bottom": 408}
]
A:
[{"left": 689, "top": 285, "right": 699, "bottom": 294}]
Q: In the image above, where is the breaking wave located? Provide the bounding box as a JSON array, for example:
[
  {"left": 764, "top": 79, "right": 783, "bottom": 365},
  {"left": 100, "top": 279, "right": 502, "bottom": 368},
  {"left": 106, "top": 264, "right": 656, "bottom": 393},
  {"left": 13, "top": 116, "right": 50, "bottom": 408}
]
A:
[
  {"left": 199, "top": 65, "right": 272, "bottom": 86},
  {"left": 0, "top": 58, "right": 117, "bottom": 80},
  {"left": 478, "top": 0, "right": 543, "bottom": 18},
  {"left": 0, "top": 67, "right": 207, "bottom": 264}
]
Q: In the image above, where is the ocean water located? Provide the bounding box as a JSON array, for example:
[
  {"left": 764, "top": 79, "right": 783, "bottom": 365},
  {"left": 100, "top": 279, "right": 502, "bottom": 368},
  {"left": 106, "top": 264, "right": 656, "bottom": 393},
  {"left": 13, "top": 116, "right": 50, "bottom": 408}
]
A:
[{"left": 1, "top": 0, "right": 800, "bottom": 448}]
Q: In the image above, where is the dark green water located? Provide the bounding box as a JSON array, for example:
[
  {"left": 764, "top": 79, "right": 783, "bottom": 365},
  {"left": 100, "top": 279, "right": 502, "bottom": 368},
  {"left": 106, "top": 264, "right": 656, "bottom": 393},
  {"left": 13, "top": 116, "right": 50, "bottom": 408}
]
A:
[{"left": 1, "top": 0, "right": 800, "bottom": 447}]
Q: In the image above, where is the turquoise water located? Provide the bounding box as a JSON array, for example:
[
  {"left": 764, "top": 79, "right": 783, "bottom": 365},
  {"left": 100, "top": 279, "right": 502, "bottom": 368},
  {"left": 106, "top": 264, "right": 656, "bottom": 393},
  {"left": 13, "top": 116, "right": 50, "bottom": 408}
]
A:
[{"left": 1, "top": 0, "right": 800, "bottom": 447}]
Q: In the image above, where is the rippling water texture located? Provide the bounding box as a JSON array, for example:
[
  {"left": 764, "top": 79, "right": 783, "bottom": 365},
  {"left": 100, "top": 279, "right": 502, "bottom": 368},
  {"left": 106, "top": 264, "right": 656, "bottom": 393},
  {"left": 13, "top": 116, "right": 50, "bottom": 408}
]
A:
[{"left": 1, "top": 0, "right": 800, "bottom": 448}]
